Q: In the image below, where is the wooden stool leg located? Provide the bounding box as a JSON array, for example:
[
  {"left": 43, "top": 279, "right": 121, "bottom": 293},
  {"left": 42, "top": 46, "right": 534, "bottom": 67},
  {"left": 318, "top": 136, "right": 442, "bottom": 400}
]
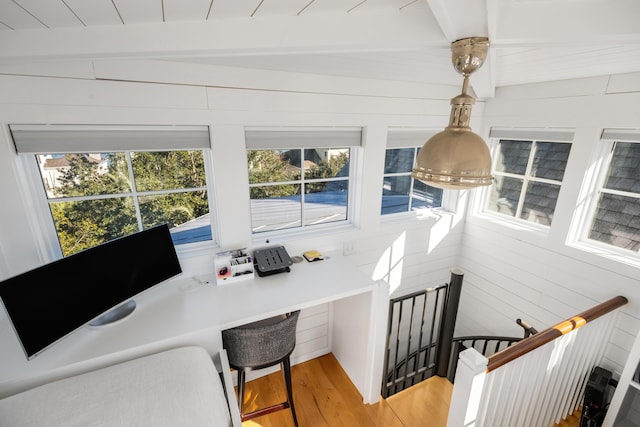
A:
[
  {"left": 282, "top": 357, "right": 298, "bottom": 427},
  {"left": 237, "top": 368, "right": 246, "bottom": 418}
]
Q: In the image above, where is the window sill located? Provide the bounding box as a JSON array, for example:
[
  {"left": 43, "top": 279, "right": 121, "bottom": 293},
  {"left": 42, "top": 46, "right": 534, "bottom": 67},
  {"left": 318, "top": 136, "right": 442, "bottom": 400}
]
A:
[
  {"left": 380, "top": 207, "right": 453, "bottom": 225},
  {"left": 469, "top": 211, "right": 551, "bottom": 237},
  {"left": 568, "top": 240, "right": 640, "bottom": 270},
  {"left": 250, "top": 221, "right": 359, "bottom": 247},
  {"left": 175, "top": 239, "right": 219, "bottom": 258}
]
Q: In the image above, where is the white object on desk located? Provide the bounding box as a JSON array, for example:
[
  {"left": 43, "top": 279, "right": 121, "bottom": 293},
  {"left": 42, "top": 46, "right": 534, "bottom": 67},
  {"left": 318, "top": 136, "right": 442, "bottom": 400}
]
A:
[{"left": 214, "top": 248, "right": 255, "bottom": 285}]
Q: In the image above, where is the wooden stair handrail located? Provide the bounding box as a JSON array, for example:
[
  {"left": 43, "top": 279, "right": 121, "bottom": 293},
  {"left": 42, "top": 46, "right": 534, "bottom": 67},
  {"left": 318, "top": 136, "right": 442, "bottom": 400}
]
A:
[{"left": 487, "top": 296, "right": 628, "bottom": 373}]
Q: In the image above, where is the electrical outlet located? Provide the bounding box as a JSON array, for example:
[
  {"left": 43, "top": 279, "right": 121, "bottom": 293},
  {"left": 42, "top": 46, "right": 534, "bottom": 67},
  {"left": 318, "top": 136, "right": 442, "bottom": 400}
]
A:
[{"left": 343, "top": 240, "right": 356, "bottom": 256}]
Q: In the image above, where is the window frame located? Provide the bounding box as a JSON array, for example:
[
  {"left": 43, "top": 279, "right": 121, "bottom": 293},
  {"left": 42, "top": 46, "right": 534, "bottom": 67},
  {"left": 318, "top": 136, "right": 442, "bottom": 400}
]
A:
[
  {"left": 378, "top": 126, "right": 464, "bottom": 219},
  {"left": 571, "top": 130, "right": 640, "bottom": 260},
  {"left": 245, "top": 127, "right": 361, "bottom": 238},
  {"left": 478, "top": 128, "right": 575, "bottom": 230},
  {"left": 381, "top": 146, "right": 445, "bottom": 216},
  {"left": 11, "top": 125, "right": 218, "bottom": 260}
]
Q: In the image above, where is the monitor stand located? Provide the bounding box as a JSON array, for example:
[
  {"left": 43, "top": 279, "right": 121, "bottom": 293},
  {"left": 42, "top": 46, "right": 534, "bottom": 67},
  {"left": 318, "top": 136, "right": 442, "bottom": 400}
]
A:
[{"left": 89, "top": 300, "right": 136, "bottom": 327}]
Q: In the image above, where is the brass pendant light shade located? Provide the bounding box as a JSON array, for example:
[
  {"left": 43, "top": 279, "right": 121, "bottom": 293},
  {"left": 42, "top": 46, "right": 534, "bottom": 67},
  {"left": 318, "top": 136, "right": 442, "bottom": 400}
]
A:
[{"left": 412, "top": 37, "right": 494, "bottom": 190}]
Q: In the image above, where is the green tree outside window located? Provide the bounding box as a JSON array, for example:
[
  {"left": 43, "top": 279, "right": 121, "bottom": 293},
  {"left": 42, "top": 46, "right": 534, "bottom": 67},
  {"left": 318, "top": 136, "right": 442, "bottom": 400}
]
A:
[{"left": 39, "top": 150, "right": 210, "bottom": 256}]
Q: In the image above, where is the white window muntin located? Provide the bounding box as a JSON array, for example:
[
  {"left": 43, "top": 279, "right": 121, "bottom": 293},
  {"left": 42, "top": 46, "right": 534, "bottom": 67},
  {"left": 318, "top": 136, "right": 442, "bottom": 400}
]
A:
[
  {"left": 579, "top": 130, "right": 640, "bottom": 255},
  {"left": 11, "top": 125, "right": 215, "bottom": 258},
  {"left": 246, "top": 127, "right": 360, "bottom": 234},
  {"left": 383, "top": 128, "right": 444, "bottom": 215},
  {"left": 483, "top": 128, "right": 575, "bottom": 227}
]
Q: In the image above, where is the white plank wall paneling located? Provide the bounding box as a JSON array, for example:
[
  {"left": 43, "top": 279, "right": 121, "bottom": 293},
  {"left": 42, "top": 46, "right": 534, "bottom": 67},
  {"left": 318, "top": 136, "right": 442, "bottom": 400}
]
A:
[
  {"left": 606, "top": 71, "right": 640, "bottom": 94},
  {"left": 0, "top": 61, "right": 638, "bottom": 403},
  {"left": 205, "top": 86, "right": 456, "bottom": 117},
  {"left": 90, "top": 59, "right": 460, "bottom": 101},
  {"left": 461, "top": 74, "right": 640, "bottom": 377},
  {"left": 459, "top": 222, "right": 637, "bottom": 373},
  {"left": 492, "top": 75, "right": 611, "bottom": 100},
  {"left": 0, "top": 67, "right": 460, "bottom": 386},
  {"left": 0, "top": 75, "right": 209, "bottom": 109},
  {"left": 0, "top": 61, "right": 96, "bottom": 79},
  {"left": 493, "top": 72, "right": 640, "bottom": 101},
  {"left": 353, "top": 218, "right": 463, "bottom": 298}
]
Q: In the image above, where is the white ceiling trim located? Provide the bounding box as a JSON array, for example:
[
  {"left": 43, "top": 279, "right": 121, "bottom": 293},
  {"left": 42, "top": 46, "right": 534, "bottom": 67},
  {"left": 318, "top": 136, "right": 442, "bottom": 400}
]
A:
[
  {"left": 2, "top": 0, "right": 640, "bottom": 98},
  {"left": 91, "top": 59, "right": 460, "bottom": 100},
  {"left": 0, "top": 12, "right": 446, "bottom": 63},
  {"left": 425, "top": 0, "right": 458, "bottom": 42},
  {"left": 425, "top": 0, "right": 495, "bottom": 98}
]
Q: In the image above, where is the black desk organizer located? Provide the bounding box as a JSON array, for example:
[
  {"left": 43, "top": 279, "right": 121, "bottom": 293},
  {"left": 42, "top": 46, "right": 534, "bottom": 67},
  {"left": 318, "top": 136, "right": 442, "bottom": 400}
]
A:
[{"left": 253, "top": 246, "right": 293, "bottom": 277}]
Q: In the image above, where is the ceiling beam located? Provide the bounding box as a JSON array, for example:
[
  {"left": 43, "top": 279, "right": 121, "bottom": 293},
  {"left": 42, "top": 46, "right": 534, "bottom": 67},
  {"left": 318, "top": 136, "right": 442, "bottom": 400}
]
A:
[
  {"left": 425, "top": 0, "right": 495, "bottom": 98},
  {"left": 426, "top": 0, "right": 488, "bottom": 41},
  {"left": 0, "top": 12, "right": 446, "bottom": 64},
  {"left": 424, "top": 0, "right": 458, "bottom": 42},
  {"left": 477, "top": 0, "right": 498, "bottom": 99}
]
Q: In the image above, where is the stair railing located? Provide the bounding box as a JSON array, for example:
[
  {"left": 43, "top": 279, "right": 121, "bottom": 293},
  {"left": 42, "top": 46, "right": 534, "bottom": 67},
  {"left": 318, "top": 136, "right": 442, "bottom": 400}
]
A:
[
  {"left": 382, "top": 283, "right": 448, "bottom": 397},
  {"left": 382, "top": 269, "right": 465, "bottom": 398},
  {"left": 447, "top": 335, "right": 522, "bottom": 382},
  {"left": 447, "top": 295, "right": 628, "bottom": 427},
  {"left": 446, "top": 317, "right": 540, "bottom": 382}
]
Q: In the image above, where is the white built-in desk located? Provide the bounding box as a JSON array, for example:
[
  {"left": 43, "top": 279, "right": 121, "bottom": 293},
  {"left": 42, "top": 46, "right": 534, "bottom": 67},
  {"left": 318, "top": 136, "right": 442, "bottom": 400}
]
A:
[{"left": 0, "top": 252, "right": 389, "bottom": 403}]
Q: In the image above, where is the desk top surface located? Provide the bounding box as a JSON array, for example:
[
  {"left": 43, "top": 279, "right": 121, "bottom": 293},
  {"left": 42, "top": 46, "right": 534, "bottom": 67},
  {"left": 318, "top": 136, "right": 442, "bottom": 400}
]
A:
[{"left": 0, "top": 252, "right": 376, "bottom": 395}]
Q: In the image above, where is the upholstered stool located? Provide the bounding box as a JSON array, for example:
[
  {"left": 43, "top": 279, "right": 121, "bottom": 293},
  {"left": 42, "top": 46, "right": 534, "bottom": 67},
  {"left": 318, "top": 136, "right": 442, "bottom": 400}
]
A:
[{"left": 222, "top": 310, "right": 300, "bottom": 426}]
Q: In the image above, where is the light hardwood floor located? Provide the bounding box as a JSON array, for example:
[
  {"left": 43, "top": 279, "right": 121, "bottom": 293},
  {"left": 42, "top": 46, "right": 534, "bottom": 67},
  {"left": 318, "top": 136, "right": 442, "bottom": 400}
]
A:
[{"left": 239, "top": 353, "right": 581, "bottom": 427}]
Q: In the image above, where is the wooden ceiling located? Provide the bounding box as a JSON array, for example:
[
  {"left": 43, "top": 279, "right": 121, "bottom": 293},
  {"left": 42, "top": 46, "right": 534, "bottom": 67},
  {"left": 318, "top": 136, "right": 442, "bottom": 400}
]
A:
[{"left": 1, "top": 0, "right": 640, "bottom": 98}]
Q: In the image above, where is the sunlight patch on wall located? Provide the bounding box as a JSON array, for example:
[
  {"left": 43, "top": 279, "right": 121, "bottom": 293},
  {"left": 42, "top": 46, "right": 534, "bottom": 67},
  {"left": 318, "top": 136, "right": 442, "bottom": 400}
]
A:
[
  {"left": 425, "top": 190, "right": 466, "bottom": 254},
  {"left": 372, "top": 231, "right": 406, "bottom": 295},
  {"left": 428, "top": 213, "right": 454, "bottom": 254}
]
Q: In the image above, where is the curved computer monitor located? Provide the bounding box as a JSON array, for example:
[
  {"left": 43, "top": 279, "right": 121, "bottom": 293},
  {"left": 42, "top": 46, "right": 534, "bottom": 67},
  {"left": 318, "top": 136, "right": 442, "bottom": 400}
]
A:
[{"left": 0, "top": 224, "right": 182, "bottom": 359}]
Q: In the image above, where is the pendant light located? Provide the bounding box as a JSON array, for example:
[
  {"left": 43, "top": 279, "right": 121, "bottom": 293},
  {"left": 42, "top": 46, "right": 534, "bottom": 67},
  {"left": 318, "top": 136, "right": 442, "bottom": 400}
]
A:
[{"left": 411, "top": 37, "right": 494, "bottom": 190}]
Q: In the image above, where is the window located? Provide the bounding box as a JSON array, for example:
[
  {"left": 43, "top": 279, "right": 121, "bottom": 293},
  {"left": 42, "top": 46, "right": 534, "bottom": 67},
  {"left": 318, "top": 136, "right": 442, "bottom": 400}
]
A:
[
  {"left": 382, "top": 129, "right": 443, "bottom": 215},
  {"left": 484, "top": 129, "right": 574, "bottom": 226},
  {"left": 586, "top": 130, "right": 640, "bottom": 253},
  {"left": 11, "top": 125, "right": 213, "bottom": 256},
  {"left": 245, "top": 128, "right": 360, "bottom": 234}
]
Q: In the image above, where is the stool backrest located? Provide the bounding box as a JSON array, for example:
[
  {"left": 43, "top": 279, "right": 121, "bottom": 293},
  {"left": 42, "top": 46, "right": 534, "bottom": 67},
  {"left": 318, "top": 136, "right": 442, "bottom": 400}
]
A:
[{"left": 223, "top": 311, "right": 300, "bottom": 369}]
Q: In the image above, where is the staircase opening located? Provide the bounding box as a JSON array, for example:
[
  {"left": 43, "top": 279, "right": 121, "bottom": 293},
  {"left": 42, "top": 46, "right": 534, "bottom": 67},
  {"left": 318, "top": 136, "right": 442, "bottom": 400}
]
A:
[
  {"left": 382, "top": 283, "right": 448, "bottom": 397},
  {"left": 382, "top": 270, "right": 539, "bottom": 397}
]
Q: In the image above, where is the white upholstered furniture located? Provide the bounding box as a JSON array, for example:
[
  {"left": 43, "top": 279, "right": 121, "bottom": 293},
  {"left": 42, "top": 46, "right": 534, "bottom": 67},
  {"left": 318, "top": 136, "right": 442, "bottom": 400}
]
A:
[{"left": 0, "top": 346, "right": 241, "bottom": 427}]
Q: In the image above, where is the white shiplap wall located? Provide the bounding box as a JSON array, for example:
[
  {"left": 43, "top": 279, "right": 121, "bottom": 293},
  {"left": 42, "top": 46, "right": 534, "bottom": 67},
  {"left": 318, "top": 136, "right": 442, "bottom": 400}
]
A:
[
  {"left": 0, "top": 60, "right": 463, "bottom": 380},
  {"left": 458, "top": 73, "right": 640, "bottom": 375},
  {"left": 1, "top": 57, "right": 638, "bottom": 387}
]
